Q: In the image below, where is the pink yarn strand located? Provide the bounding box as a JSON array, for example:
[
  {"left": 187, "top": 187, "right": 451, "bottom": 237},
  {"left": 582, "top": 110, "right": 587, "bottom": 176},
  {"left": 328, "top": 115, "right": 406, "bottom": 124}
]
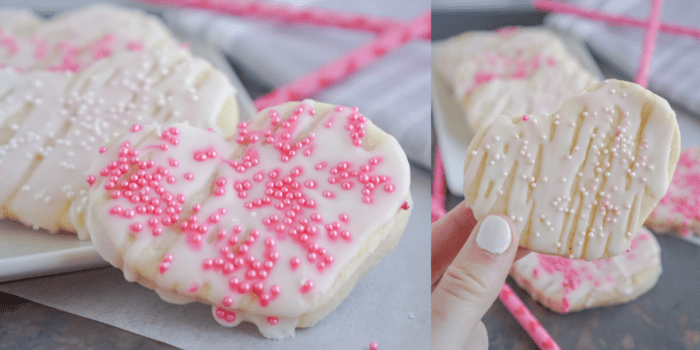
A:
[
  {"left": 635, "top": 0, "right": 664, "bottom": 87},
  {"left": 431, "top": 146, "right": 447, "bottom": 223},
  {"left": 254, "top": 11, "right": 430, "bottom": 111},
  {"left": 499, "top": 284, "right": 562, "bottom": 350},
  {"left": 534, "top": 0, "right": 700, "bottom": 40},
  {"left": 143, "top": 0, "right": 406, "bottom": 34}
]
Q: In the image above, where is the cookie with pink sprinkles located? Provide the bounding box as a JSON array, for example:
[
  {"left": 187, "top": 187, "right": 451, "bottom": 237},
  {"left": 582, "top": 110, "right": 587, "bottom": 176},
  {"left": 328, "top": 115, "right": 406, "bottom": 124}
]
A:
[
  {"left": 84, "top": 101, "right": 412, "bottom": 339},
  {"left": 510, "top": 227, "right": 662, "bottom": 313},
  {"left": 646, "top": 146, "right": 700, "bottom": 237},
  {"left": 435, "top": 27, "right": 599, "bottom": 132},
  {"left": 0, "top": 4, "right": 240, "bottom": 239}
]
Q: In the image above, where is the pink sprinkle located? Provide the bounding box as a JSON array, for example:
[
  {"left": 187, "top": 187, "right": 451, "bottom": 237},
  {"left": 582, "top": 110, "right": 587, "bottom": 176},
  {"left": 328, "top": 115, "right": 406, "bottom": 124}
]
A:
[
  {"left": 130, "top": 124, "right": 142, "bottom": 132},
  {"left": 290, "top": 257, "right": 301, "bottom": 269},
  {"left": 522, "top": 115, "right": 529, "bottom": 121},
  {"left": 189, "top": 283, "right": 199, "bottom": 293},
  {"left": 86, "top": 175, "right": 96, "bottom": 187},
  {"left": 267, "top": 316, "right": 279, "bottom": 325},
  {"left": 300, "top": 280, "right": 314, "bottom": 293},
  {"left": 184, "top": 173, "right": 194, "bottom": 181},
  {"left": 370, "top": 342, "right": 379, "bottom": 350},
  {"left": 127, "top": 40, "right": 144, "bottom": 51},
  {"left": 98, "top": 147, "right": 107, "bottom": 153}
]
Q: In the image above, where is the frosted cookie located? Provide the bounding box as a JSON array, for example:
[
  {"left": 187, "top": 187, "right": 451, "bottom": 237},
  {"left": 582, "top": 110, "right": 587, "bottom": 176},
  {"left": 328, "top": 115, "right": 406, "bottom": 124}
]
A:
[
  {"left": 646, "top": 147, "right": 700, "bottom": 237},
  {"left": 0, "top": 4, "right": 177, "bottom": 72},
  {"left": 435, "top": 27, "right": 598, "bottom": 132},
  {"left": 0, "top": 42, "right": 239, "bottom": 239},
  {"left": 464, "top": 79, "right": 680, "bottom": 260},
  {"left": 510, "top": 227, "right": 662, "bottom": 313},
  {"left": 84, "top": 101, "right": 412, "bottom": 339}
]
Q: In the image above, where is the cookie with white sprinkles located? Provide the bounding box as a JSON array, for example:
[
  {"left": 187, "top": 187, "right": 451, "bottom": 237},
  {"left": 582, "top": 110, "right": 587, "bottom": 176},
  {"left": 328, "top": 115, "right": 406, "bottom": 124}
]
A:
[
  {"left": 463, "top": 79, "right": 680, "bottom": 260},
  {"left": 84, "top": 101, "right": 412, "bottom": 339},
  {"left": 0, "top": 4, "right": 240, "bottom": 239}
]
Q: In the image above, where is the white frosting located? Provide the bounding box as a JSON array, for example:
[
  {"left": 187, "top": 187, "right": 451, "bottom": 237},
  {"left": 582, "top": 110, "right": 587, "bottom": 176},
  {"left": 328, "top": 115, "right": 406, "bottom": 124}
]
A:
[
  {"left": 0, "top": 43, "right": 238, "bottom": 236},
  {"left": 85, "top": 102, "right": 411, "bottom": 339},
  {"left": 510, "top": 227, "right": 661, "bottom": 313},
  {"left": 0, "top": 4, "right": 177, "bottom": 72},
  {"left": 436, "top": 27, "right": 599, "bottom": 132},
  {"left": 464, "top": 79, "right": 678, "bottom": 260}
]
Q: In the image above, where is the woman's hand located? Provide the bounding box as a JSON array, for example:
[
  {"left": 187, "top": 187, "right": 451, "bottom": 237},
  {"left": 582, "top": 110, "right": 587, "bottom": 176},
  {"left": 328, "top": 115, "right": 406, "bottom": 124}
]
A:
[{"left": 431, "top": 201, "right": 529, "bottom": 350}]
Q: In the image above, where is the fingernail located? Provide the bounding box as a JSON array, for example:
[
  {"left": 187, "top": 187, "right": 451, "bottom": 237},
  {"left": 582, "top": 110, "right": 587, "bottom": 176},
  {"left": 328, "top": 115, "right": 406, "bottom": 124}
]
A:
[{"left": 476, "top": 215, "right": 512, "bottom": 255}]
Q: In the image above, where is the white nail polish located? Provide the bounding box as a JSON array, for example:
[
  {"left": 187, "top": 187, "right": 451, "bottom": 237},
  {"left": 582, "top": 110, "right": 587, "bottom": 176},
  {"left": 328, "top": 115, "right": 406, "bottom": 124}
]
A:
[{"left": 476, "top": 215, "right": 512, "bottom": 255}]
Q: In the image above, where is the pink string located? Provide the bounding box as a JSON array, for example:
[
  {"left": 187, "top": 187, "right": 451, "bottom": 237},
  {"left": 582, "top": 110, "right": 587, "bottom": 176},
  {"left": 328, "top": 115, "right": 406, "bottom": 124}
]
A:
[
  {"left": 253, "top": 11, "right": 430, "bottom": 111},
  {"left": 635, "top": 0, "right": 664, "bottom": 88},
  {"left": 431, "top": 146, "right": 446, "bottom": 223},
  {"left": 499, "top": 284, "right": 562, "bottom": 350},
  {"left": 534, "top": 0, "right": 700, "bottom": 40},
  {"left": 143, "top": 0, "right": 410, "bottom": 35}
]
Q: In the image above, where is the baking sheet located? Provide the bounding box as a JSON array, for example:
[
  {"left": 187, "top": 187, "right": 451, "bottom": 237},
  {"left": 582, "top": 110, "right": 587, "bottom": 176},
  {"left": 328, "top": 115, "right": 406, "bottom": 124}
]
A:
[
  {"left": 0, "top": 34, "right": 256, "bottom": 283},
  {"left": 433, "top": 9, "right": 700, "bottom": 350},
  {"left": 431, "top": 28, "right": 604, "bottom": 196}
]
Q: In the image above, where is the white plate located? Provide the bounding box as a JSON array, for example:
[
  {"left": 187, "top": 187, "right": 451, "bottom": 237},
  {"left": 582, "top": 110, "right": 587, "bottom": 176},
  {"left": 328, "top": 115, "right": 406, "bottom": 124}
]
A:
[
  {"left": 432, "top": 28, "right": 604, "bottom": 196},
  {"left": 0, "top": 37, "right": 256, "bottom": 283}
]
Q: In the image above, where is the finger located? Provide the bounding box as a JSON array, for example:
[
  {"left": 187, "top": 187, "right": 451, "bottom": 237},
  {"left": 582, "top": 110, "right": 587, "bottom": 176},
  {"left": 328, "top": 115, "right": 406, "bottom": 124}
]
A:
[
  {"left": 469, "top": 321, "right": 488, "bottom": 350},
  {"left": 432, "top": 214, "right": 521, "bottom": 350},
  {"left": 431, "top": 200, "right": 477, "bottom": 285},
  {"left": 515, "top": 247, "right": 531, "bottom": 262}
]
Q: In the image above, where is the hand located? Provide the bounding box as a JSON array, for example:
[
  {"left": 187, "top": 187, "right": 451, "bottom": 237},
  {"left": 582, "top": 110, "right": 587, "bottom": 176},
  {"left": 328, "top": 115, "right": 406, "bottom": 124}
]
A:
[{"left": 431, "top": 200, "right": 529, "bottom": 350}]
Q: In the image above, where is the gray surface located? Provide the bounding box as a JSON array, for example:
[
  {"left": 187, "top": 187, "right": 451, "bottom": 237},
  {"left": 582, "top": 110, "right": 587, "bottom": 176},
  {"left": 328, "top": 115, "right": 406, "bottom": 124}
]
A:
[{"left": 434, "top": 8, "right": 700, "bottom": 350}]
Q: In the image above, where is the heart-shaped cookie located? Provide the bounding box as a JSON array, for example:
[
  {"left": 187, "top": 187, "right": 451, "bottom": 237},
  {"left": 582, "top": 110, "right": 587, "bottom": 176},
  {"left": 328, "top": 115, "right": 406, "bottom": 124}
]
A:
[
  {"left": 1, "top": 4, "right": 177, "bottom": 73},
  {"left": 436, "top": 27, "right": 599, "bottom": 132},
  {"left": 0, "top": 41, "right": 238, "bottom": 238},
  {"left": 84, "top": 101, "right": 412, "bottom": 339},
  {"left": 646, "top": 146, "right": 700, "bottom": 237},
  {"left": 510, "top": 227, "right": 661, "bottom": 313},
  {"left": 464, "top": 79, "right": 680, "bottom": 260}
]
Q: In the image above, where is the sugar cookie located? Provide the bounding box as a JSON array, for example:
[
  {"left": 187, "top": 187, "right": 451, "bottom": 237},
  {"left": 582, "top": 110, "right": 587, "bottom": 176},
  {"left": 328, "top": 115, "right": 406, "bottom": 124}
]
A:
[
  {"left": 510, "top": 227, "right": 661, "bottom": 313},
  {"left": 646, "top": 146, "right": 700, "bottom": 237},
  {"left": 435, "top": 27, "right": 598, "bottom": 132},
  {"left": 464, "top": 79, "right": 680, "bottom": 260},
  {"left": 84, "top": 101, "right": 412, "bottom": 339},
  {"left": 0, "top": 4, "right": 178, "bottom": 72},
  {"left": 0, "top": 42, "right": 239, "bottom": 238}
]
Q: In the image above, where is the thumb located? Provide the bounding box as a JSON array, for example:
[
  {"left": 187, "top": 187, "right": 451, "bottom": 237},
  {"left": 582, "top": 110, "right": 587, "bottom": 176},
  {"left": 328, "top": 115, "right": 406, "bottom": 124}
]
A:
[{"left": 431, "top": 214, "right": 521, "bottom": 350}]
